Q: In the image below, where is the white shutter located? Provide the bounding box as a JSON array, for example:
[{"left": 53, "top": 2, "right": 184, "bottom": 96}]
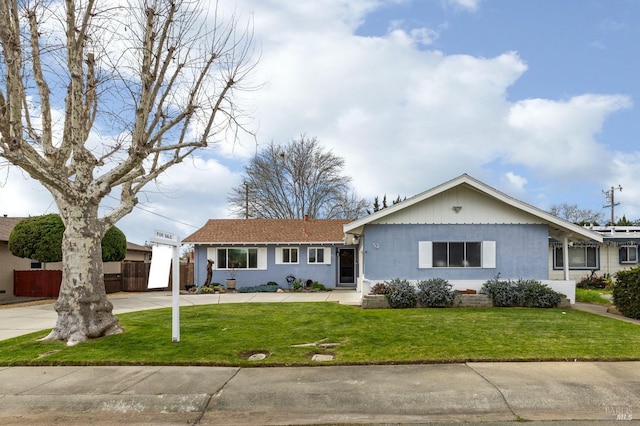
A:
[
  {"left": 207, "top": 248, "right": 217, "bottom": 269},
  {"left": 323, "top": 247, "right": 331, "bottom": 265},
  {"left": 258, "top": 248, "right": 268, "bottom": 270},
  {"left": 482, "top": 241, "right": 496, "bottom": 268},
  {"left": 418, "top": 241, "right": 433, "bottom": 269},
  {"left": 275, "top": 248, "right": 283, "bottom": 264}
]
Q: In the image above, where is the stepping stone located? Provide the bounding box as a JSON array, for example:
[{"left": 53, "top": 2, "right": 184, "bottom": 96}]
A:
[
  {"left": 248, "top": 353, "right": 267, "bottom": 361},
  {"left": 311, "top": 354, "right": 334, "bottom": 362}
]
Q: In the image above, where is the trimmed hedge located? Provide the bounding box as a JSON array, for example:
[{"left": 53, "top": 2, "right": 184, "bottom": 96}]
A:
[
  {"left": 613, "top": 266, "right": 640, "bottom": 319},
  {"left": 416, "top": 278, "right": 456, "bottom": 308},
  {"left": 481, "top": 277, "right": 563, "bottom": 308},
  {"left": 238, "top": 284, "right": 282, "bottom": 293},
  {"left": 387, "top": 279, "right": 417, "bottom": 309}
]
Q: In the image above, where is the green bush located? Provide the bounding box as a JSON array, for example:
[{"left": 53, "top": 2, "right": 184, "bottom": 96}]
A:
[
  {"left": 481, "top": 276, "right": 564, "bottom": 308},
  {"left": 480, "top": 276, "right": 519, "bottom": 307},
  {"left": 8, "top": 214, "right": 64, "bottom": 262},
  {"left": 613, "top": 265, "right": 640, "bottom": 319},
  {"left": 369, "top": 282, "right": 391, "bottom": 295},
  {"left": 514, "top": 279, "right": 563, "bottom": 308},
  {"left": 576, "top": 271, "right": 612, "bottom": 289},
  {"left": 387, "top": 279, "right": 417, "bottom": 309},
  {"left": 416, "top": 278, "right": 456, "bottom": 307},
  {"left": 310, "top": 282, "right": 327, "bottom": 292},
  {"left": 102, "top": 226, "right": 127, "bottom": 262},
  {"left": 238, "top": 284, "right": 282, "bottom": 293},
  {"left": 8, "top": 214, "right": 126, "bottom": 262}
]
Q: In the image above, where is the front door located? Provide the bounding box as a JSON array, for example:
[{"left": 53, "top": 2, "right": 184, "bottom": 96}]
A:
[{"left": 337, "top": 248, "right": 356, "bottom": 286}]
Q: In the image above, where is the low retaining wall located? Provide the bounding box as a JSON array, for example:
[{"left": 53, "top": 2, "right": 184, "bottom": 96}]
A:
[
  {"left": 360, "top": 279, "right": 577, "bottom": 304},
  {"left": 362, "top": 293, "right": 493, "bottom": 309},
  {"left": 362, "top": 294, "right": 570, "bottom": 309}
]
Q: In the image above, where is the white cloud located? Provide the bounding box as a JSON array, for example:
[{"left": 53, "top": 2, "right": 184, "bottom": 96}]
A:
[
  {"left": 505, "top": 94, "right": 632, "bottom": 179},
  {"left": 502, "top": 172, "right": 528, "bottom": 193},
  {"left": 446, "top": 0, "right": 481, "bottom": 12}
]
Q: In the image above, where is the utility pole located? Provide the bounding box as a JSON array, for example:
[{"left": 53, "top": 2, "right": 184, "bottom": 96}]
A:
[{"left": 603, "top": 185, "right": 622, "bottom": 226}]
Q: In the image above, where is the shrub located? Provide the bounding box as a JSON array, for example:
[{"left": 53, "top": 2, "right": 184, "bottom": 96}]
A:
[
  {"left": 613, "top": 266, "right": 640, "bottom": 319},
  {"left": 198, "top": 283, "right": 225, "bottom": 294},
  {"left": 238, "top": 284, "right": 282, "bottom": 293},
  {"left": 310, "top": 282, "right": 327, "bottom": 292},
  {"left": 514, "top": 279, "right": 563, "bottom": 308},
  {"left": 416, "top": 278, "right": 456, "bottom": 307},
  {"left": 387, "top": 279, "right": 417, "bottom": 309},
  {"left": 369, "top": 282, "right": 391, "bottom": 295},
  {"left": 576, "top": 271, "right": 612, "bottom": 289},
  {"left": 481, "top": 276, "right": 519, "bottom": 307},
  {"left": 8, "top": 213, "right": 126, "bottom": 262},
  {"left": 481, "top": 276, "right": 563, "bottom": 308}
]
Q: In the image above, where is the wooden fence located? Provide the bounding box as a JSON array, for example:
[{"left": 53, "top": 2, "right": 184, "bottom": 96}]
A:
[
  {"left": 13, "top": 262, "right": 194, "bottom": 297},
  {"left": 14, "top": 270, "right": 62, "bottom": 297}
]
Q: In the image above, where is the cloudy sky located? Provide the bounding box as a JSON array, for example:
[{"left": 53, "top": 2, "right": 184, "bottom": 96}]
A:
[{"left": 2, "top": 0, "right": 640, "bottom": 245}]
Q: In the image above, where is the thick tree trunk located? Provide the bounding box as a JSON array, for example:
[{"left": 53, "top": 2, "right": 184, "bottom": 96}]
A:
[{"left": 41, "top": 212, "right": 122, "bottom": 346}]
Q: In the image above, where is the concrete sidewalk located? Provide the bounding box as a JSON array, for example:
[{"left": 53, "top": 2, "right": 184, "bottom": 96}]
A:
[
  {"left": 2, "top": 294, "right": 640, "bottom": 424},
  {"left": 0, "top": 362, "right": 638, "bottom": 424}
]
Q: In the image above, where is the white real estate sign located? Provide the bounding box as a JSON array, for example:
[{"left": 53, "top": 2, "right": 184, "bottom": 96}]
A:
[
  {"left": 148, "top": 246, "right": 172, "bottom": 289},
  {"left": 148, "top": 230, "right": 181, "bottom": 342}
]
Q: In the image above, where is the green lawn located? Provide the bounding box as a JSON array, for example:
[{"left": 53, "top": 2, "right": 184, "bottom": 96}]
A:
[
  {"left": 576, "top": 288, "right": 612, "bottom": 305},
  {"left": 1, "top": 303, "right": 639, "bottom": 366}
]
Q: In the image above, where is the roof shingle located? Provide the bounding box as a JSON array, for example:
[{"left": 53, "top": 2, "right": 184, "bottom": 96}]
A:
[
  {"left": 183, "top": 218, "right": 349, "bottom": 244},
  {"left": 0, "top": 217, "right": 24, "bottom": 242}
]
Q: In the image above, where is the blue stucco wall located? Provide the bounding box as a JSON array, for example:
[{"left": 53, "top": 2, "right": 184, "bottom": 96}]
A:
[
  {"left": 362, "top": 223, "right": 549, "bottom": 281},
  {"left": 192, "top": 244, "right": 343, "bottom": 289}
]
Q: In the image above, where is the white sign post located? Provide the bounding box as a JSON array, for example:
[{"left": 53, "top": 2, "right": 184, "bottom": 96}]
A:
[{"left": 149, "top": 230, "right": 181, "bottom": 342}]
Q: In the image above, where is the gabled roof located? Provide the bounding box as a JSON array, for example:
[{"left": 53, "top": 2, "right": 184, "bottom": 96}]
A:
[
  {"left": 0, "top": 216, "right": 24, "bottom": 242},
  {"left": 183, "top": 218, "right": 350, "bottom": 245},
  {"left": 344, "top": 174, "right": 603, "bottom": 243},
  {"left": 126, "top": 241, "right": 152, "bottom": 252}
]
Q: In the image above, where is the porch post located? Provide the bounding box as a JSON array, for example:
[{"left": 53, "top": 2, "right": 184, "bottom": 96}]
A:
[{"left": 563, "top": 236, "right": 570, "bottom": 281}]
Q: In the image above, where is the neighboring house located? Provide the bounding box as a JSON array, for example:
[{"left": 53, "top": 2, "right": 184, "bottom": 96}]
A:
[
  {"left": 0, "top": 216, "right": 32, "bottom": 297},
  {"left": 183, "top": 218, "right": 357, "bottom": 289},
  {"left": 343, "top": 174, "right": 604, "bottom": 303},
  {"left": 549, "top": 226, "right": 640, "bottom": 281},
  {"left": 0, "top": 215, "right": 151, "bottom": 298},
  {"left": 104, "top": 242, "right": 152, "bottom": 274}
]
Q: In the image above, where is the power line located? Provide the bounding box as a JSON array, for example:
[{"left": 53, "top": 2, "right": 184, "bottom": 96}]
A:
[{"left": 105, "top": 195, "right": 199, "bottom": 229}]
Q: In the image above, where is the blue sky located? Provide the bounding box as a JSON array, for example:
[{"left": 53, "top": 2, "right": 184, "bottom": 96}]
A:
[{"left": 2, "top": 0, "right": 640, "bottom": 245}]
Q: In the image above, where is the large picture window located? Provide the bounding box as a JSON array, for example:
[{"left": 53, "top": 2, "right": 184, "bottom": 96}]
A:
[
  {"left": 433, "top": 242, "right": 482, "bottom": 268},
  {"left": 217, "top": 248, "right": 258, "bottom": 269},
  {"left": 419, "top": 241, "right": 495, "bottom": 269},
  {"left": 553, "top": 246, "right": 599, "bottom": 270},
  {"left": 620, "top": 245, "right": 638, "bottom": 264}
]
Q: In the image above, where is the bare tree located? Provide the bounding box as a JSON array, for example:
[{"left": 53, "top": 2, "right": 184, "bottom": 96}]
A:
[
  {"left": 0, "top": 0, "right": 255, "bottom": 345},
  {"left": 549, "top": 203, "right": 605, "bottom": 225},
  {"left": 229, "top": 136, "right": 367, "bottom": 219}
]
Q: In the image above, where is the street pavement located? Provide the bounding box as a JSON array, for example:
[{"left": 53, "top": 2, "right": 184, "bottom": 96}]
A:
[{"left": 0, "top": 292, "right": 639, "bottom": 425}]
